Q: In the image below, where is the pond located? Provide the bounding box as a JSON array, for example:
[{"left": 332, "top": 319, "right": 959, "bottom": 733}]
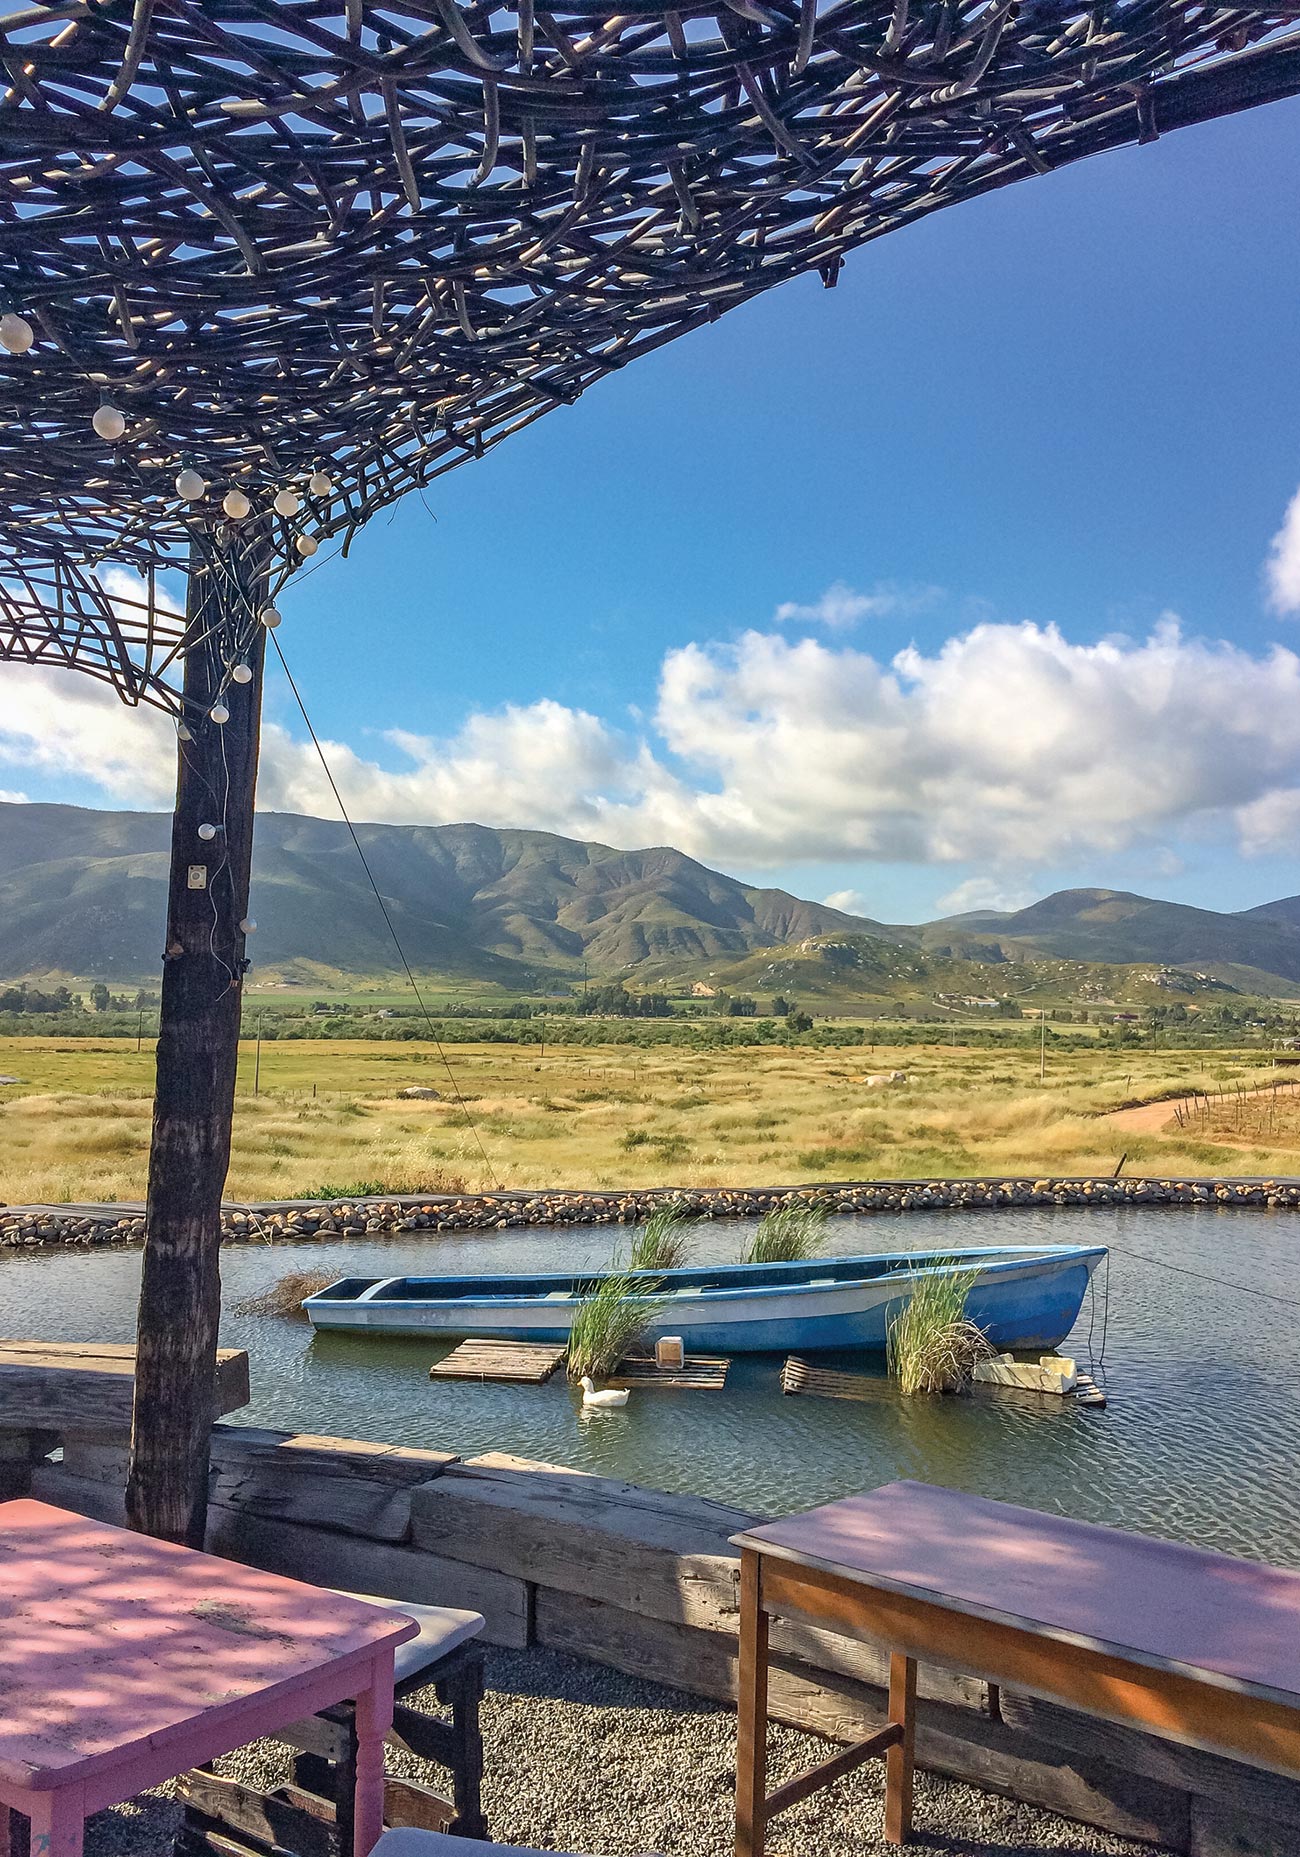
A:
[{"left": 3, "top": 1205, "right": 1298, "bottom": 1562}]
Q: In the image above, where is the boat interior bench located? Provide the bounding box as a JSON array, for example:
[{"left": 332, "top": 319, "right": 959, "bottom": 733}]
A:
[
  {"left": 175, "top": 1591, "right": 488, "bottom": 1855},
  {"left": 732, "top": 1479, "right": 1300, "bottom": 1853}
]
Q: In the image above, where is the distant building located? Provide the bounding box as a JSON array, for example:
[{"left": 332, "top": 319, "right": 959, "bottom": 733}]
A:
[{"left": 691, "top": 982, "right": 717, "bottom": 998}]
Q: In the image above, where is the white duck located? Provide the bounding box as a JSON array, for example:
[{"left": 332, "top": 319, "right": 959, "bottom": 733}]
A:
[{"left": 579, "top": 1375, "right": 629, "bottom": 1409}]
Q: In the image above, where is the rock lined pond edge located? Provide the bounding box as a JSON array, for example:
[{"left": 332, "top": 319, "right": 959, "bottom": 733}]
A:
[{"left": 5, "top": 1174, "right": 1300, "bottom": 1250}]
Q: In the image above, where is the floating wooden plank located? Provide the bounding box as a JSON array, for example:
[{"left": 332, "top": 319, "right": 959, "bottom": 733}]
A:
[
  {"left": 429, "top": 1339, "right": 565, "bottom": 1383},
  {"left": 781, "top": 1356, "right": 890, "bottom": 1402},
  {"left": 0, "top": 1338, "right": 250, "bottom": 1432},
  {"left": 612, "top": 1354, "right": 729, "bottom": 1390}
]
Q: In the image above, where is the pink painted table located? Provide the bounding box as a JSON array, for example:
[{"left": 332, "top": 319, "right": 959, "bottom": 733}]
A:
[{"left": 0, "top": 1499, "right": 417, "bottom": 1857}]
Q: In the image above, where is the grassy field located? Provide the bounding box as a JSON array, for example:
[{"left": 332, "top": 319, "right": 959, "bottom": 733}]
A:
[{"left": 2, "top": 1034, "right": 1298, "bottom": 1205}]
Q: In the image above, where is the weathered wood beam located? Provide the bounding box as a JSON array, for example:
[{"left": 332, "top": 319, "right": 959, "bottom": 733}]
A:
[
  {"left": 124, "top": 535, "right": 269, "bottom": 1546},
  {"left": 0, "top": 1339, "right": 249, "bottom": 1433}
]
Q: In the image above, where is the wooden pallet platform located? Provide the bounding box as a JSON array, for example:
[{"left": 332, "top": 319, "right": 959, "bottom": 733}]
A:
[
  {"left": 428, "top": 1337, "right": 730, "bottom": 1389},
  {"left": 430, "top": 1339, "right": 566, "bottom": 1384},
  {"left": 781, "top": 1356, "right": 890, "bottom": 1402},
  {"left": 612, "top": 1354, "right": 730, "bottom": 1390},
  {"left": 782, "top": 1354, "right": 1108, "bottom": 1408}
]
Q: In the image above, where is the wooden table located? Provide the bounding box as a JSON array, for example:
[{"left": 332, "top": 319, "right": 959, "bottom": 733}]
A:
[
  {"left": 732, "top": 1479, "right": 1300, "bottom": 1854},
  {"left": 0, "top": 1499, "right": 416, "bottom": 1857}
]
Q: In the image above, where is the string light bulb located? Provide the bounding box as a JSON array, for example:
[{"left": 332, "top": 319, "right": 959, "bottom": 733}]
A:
[
  {"left": 231, "top": 662, "right": 253, "bottom": 685},
  {"left": 93, "top": 402, "right": 126, "bottom": 442},
  {"left": 0, "top": 312, "right": 34, "bottom": 355},
  {"left": 296, "top": 533, "right": 318, "bottom": 557},
  {"left": 197, "top": 822, "right": 218, "bottom": 841},
  {"left": 210, "top": 702, "right": 229, "bottom": 724},
  {"left": 176, "top": 466, "right": 206, "bottom": 500},
  {"left": 308, "top": 470, "right": 333, "bottom": 497},
  {"left": 260, "top": 604, "right": 281, "bottom": 630},
  {"left": 240, "top": 918, "right": 257, "bottom": 935},
  {"left": 222, "top": 487, "right": 251, "bottom": 521},
  {"left": 273, "top": 487, "right": 300, "bottom": 517},
  {"left": 177, "top": 722, "right": 193, "bottom": 743}
]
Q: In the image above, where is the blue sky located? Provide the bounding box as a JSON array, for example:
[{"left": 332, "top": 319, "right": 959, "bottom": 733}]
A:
[{"left": 4, "top": 97, "right": 1300, "bottom": 925}]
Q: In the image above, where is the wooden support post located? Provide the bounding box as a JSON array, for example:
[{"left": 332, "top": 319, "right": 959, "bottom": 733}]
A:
[
  {"left": 884, "top": 1651, "right": 917, "bottom": 1845},
  {"left": 735, "top": 1548, "right": 769, "bottom": 1857},
  {"left": 126, "top": 536, "right": 269, "bottom": 1546}
]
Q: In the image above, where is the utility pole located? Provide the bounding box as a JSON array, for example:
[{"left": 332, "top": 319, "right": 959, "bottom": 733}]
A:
[
  {"left": 126, "top": 534, "right": 269, "bottom": 1547},
  {"left": 136, "top": 1007, "right": 144, "bottom": 1054}
]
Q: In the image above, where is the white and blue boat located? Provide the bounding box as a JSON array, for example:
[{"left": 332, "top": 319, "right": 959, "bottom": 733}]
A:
[{"left": 303, "top": 1243, "right": 1105, "bottom": 1354}]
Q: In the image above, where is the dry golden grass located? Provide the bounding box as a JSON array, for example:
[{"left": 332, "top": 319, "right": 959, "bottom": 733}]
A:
[
  {"left": 1188, "top": 1083, "right": 1300, "bottom": 1151},
  {"left": 0, "top": 1034, "right": 1292, "bottom": 1205}
]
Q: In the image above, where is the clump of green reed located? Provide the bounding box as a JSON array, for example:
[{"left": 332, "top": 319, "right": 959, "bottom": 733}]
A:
[
  {"left": 628, "top": 1200, "right": 696, "bottom": 1272},
  {"left": 232, "top": 1270, "right": 339, "bottom": 1319},
  {"left": 742, "top": 1200, "right": 828, "bottom": 1264},
  {"left": 886, "top": 1259, "right": 992, "bottom": 1395},
  {"left": 566, "top": 1271, "right": 668, "bottom": 1381}
]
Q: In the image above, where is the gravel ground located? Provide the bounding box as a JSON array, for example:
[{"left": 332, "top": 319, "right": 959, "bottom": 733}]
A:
[{"left": 73, "top": 1646, "right": 1170, "bottom": 1857}]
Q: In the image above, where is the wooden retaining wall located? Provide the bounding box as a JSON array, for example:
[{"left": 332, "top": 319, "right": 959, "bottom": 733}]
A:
[{"left": 4, "top": 1421, "right": 1296, "bottom": 1856}]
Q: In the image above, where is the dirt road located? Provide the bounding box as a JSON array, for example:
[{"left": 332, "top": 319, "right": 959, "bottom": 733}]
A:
[{"left": 1103, "top": 1080, "right": 1297, "bottom": 1133}]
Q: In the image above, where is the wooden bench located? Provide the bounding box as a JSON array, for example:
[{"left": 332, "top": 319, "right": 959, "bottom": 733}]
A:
[{"left": 733, "top": 1479, "right": 1300, "bottom": 1853}]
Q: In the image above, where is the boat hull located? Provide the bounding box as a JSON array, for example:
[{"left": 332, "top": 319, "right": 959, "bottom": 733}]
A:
[{"left": 305, "top": 1246, "right": 1104, "bottom": 1354}]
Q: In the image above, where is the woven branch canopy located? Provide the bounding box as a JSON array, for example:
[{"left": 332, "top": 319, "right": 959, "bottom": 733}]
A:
[{"left": 1, "top": 0, "right": 1298, "bottom": 711}]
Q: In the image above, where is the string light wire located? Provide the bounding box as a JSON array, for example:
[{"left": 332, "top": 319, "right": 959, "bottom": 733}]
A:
[{"left": 268, "top": 632, "right": 500, "bottom": 1188}]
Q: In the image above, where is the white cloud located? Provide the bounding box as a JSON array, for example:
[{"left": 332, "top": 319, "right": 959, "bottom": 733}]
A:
[
  {"left": 823, "top": 889, "right": 869, "bottom": 915},
  {"left": 1266, "top": 487, "right": 1300, "bottom": 615},
  {"left": 7, "top": 611, "right": 1300, "bottom": 876},
  {"left": 773, "top": 581, "right": 937, "bottom": 629},
  {"left": 1236, "top": 788, "right": 1300, "bottom": 856},
  {"left": 638, "top": 618, "right": 1300, "bottom": 867},
  {"left": 0, "top": 667, "right": 648, "bottom": 841},
  {"left": 934, "top": 877, "right": 1035, "bottom": 916},
  {"left": 261, "top": 700, "right": 645, "bottom": 838},
  {"left": 0, "top": 667, "right": 178, "bottom": 807},
  {"left": 0, "top": 789, "right": 27, "bottom": 803}
]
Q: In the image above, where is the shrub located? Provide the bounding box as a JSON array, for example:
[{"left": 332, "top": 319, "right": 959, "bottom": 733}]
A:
[
  {"left": 629, "top": 1201, "right": 695, "bottom": 1271},
  {"left": 566, "top": 1272, "right": 667, "bottom": 1380},
  {"left": 232, "top": 1270, "right": 339, "bottom": 1318},
  {"left": 886, "top": 1259, "right": 992, "bottom": 1395},
  {"left": 743, "top": 1201, "right": 827, "bottom": 1264}
]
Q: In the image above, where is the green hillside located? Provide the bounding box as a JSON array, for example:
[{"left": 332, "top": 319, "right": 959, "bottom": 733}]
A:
[
  {"left": 914, "top": 887, "right": 1300, "bottom": 988},
  {"left": 0, "top": 802, "right": 881, "bottom": 987},
  {"left": 689, "top": 932, "right": 1240, "bottom": 1009},
  {"left": 5, "top": 802, "right": 1300, "bottom": 1005}
]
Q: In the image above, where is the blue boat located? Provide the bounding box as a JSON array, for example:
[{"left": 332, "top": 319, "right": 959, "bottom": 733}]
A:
[{"left": 303, "top": 1243, "right": 1105, "bottom": 1354}]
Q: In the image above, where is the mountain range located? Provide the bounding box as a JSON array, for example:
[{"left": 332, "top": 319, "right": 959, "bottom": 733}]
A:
[{"left": 3, "top": 799, "right": 1300, "bottom": 1001}]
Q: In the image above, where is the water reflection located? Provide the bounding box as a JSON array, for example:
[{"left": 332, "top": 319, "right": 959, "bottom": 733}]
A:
[{"left": 3, "top": 1204, "right": 1298, "bottom": 1560}]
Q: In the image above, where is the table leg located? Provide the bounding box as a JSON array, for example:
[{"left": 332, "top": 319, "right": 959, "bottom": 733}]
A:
[
  {"left": 353, "top": 1651, "right": 396, "bottom": 1857},
  {"left": 736, "top": 1549, "right": 769, "bottom": 1857},
  {"left": 28, "top": 1785, "right": 85, "bottom": 1857},
  {"left": 884, "top": 1653, "right": 916, "bottom": 1846}
]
